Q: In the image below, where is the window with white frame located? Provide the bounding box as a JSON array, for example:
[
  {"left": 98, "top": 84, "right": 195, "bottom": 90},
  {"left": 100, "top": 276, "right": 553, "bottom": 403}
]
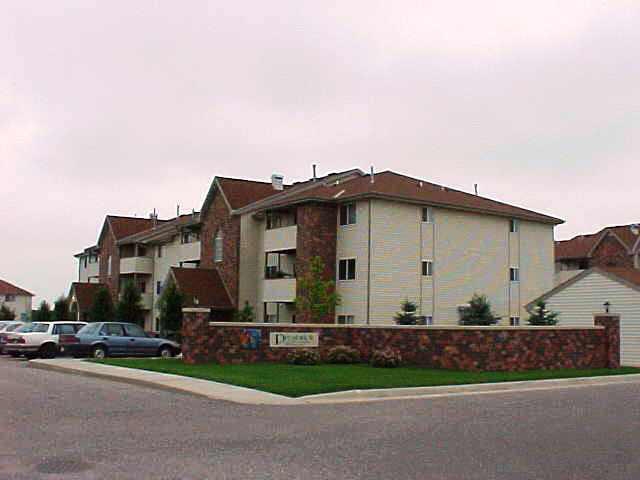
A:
[
  {"left": 107, "top": 255, "right": 112, "bottom": 276},
  {"left": 510, "top": 267, "right": 520, "bottom": 282},
  {"left": 214, "top": 231, "right": 223, "bottom": 262},
  {"left": 4, "top": 294, "right": 15, "bottom": 302},
  {"left": 339, "top": 203, "right": 357, "bottom": 226},
  {"left": 422, "top": 207, "right": 433, "bottom": 223},
  {"left": 337, "top": 315, "right": 355, "bottom": 324},
  {"left": 422, "top": 260, "right": 433, "bottom": 276},
  {"left": 510, "top": 219, "right": 519, "bottom": 233},
  {"left": 338, "top": 258, "right": 356, "bottom": 280},
  {"left": 510, "top": 317, "right": 520, "bottom": 326}
]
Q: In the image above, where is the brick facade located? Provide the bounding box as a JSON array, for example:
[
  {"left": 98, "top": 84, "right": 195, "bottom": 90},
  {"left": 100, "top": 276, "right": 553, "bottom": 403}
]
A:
[
  {"left": 590, "top": 235, "right": 634, "bottom": 269},
  {"left": 295, "top": 203, "right": 338, "bottom": 323},
  {"left": 182, "top": 312, "right": 621, "bottom": 371},
  {"left": 98, "top": 230, "right": 119, "bottom": 301},
  {"left": 199, "top": 191, "right": 241, "bottom": 307}
]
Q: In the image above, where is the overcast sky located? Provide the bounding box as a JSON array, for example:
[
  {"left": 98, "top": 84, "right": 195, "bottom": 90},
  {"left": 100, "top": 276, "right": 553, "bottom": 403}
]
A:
[{"left": 2, "top": 1, "right": 639, "bottom": 305}]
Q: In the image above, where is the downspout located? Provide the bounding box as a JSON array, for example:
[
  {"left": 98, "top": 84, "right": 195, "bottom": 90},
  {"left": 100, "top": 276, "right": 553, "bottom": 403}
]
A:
[{"left": 366, "top": 199, "right": 372, "bottom": 324}]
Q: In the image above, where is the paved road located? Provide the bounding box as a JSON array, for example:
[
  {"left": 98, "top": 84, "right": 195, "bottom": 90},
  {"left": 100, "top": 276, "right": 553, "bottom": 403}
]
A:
[{"left": 2, "top": 356, "right": 640, "bottom": 480}]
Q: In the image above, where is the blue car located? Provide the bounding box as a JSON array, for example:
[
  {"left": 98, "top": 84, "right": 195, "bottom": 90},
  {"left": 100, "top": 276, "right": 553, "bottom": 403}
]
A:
[{"left": 61, "top": 322, "right": 181, "bottom": 359}]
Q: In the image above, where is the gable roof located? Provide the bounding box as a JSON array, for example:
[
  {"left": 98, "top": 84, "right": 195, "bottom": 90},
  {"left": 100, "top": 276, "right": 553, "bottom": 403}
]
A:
[
  {"left": 526, "top": 266, "right": 640, "bottom": 310},
  {"left": 555, "top": 224, "right": 640, "bottom": 261},
  {"left": 117, "top": 213, "right": 200, "bottom": 245},
  {"left": 69, "top": 282, "right": 104, "bottom": 310},
  {"left": 170, "top": 267, "right": 233, "bottom": 310},
  {"left": 0, "top": 279, "right": 34, "bottom": 297},
  {"left": 240, "top": 170, "right": 563, "bottom": 224},
  {"left": 201, "top": 177, "right": 285, "bottom": 215}
]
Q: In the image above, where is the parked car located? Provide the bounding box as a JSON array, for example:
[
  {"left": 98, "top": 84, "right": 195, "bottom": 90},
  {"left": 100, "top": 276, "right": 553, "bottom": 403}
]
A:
[
  {"left": 4, "top": 321, "right": 87, "bottom": 359},
  {"left": 0, "top": 321, "right": 27, "bottom": 354},
  {"left": 60, "top": 322, "right": 181, "bottom": 359}
]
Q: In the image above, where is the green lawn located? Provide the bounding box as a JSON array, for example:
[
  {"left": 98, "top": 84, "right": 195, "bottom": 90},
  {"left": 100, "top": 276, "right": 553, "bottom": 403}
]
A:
[{"left": 91, "top": 359, "right": 640, "bottom": 398}]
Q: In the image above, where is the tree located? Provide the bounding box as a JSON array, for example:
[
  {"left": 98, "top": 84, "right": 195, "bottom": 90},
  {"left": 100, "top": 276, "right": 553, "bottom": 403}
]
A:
[
  {"left": 234, "top": 301, "right": 255, "bottom": 322},
  {"left": 459, "top": 293, "right": 500, "bottom": 326},
  {"left": 34, "top": 301, "right": 52, "bottom": 322},
  {"left": 158, "top": 282, "right": 184, "bottom": 336},
  {"left": 53, "top": 296, "right": 69, "bottom": 321},
  {"left": 527, "top": 300, "right": 559, "bottom": 326},
  {"left": 295, "top": 256, "right": 341, "bottom": 323},
  {"left": 394, "top": 298, "right": 419, "bottom": 325},
  {"left": 90, "top": 287, "right": 115, "bottom": 323},
  {"left": 116, "top": 281, "right": 144, "bottom": 326},
  {"left": 0, "top": 304, "right": 15, "bottom": 320}
]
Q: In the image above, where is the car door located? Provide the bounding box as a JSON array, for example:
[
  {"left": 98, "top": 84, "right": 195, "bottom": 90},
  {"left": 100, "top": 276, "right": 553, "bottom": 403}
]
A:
[
  {"left": 123, "top": 324, "right": 154, "bottom": 355},
  {"left": 98, "top": 323, "right": 127, "bottom": 355}
]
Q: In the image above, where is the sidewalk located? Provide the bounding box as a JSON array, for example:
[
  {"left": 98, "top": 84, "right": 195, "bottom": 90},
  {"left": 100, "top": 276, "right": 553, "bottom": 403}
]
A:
[{"left": 30, "top": 358, "right": 640, "bottom": 405}]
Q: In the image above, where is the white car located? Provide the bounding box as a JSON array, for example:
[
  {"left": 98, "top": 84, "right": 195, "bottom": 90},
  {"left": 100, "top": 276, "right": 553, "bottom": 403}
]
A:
[{"left": 4, "top": 321, "right": 87, "bottom": 359}]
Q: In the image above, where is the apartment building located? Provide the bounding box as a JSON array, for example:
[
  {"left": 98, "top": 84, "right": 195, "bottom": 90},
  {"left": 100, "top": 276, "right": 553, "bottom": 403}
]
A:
[
  {"left": 555, "top": 223, "right": 640, "bottom": 285},
  {"left": 194, "top": 168, "right": 562, "bottom": 326},
  {"left": 0, "top": 278, "right": 34, "bottom": 321}
]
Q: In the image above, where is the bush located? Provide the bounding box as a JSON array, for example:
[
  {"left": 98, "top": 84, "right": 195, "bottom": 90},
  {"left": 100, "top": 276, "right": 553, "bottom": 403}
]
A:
[
  {"left": 394, "top": 298, "right": 419, "bottom": 325},
  {"left": 459, "top": 293, "right": 500, "bottom": 326},
  {"left": 287, "top": 349, "right": 321, "bottom": 365},
  {"left": 370, "top": 348, "right": 402, "bottom": 368},
  {"left": 327, "top": 346, "right": 361, "bottom": 364}
]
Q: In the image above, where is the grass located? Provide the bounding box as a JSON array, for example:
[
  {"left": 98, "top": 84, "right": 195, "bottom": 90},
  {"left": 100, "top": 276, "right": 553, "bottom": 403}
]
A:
[{"left": 91, "top": 359, "right": 640, "bottom": 398}]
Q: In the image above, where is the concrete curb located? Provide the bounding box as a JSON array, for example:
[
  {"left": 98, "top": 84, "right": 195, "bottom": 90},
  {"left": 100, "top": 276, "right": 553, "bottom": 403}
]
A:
[{"left": 29, "top": 358, "right": 640, "bottom": 406}]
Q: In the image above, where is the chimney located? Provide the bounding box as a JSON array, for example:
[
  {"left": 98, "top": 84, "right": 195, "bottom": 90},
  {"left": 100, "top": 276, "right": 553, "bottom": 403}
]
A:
[
  {"left": 176, "top": 204, "right": 180, "bottom": 217},
  {"left": 271, "top": 173, "right": 284, "bottom": 191},
  {"left": 370, "top": 166, "right": 375, "bottom": 184},
  {"left": 312, "top": 164, "right": 317, "bottom": 181},
  {"left": 150, "top": 208, "right": 158, "bottom": 227},
  {"left": 474, "top": 184, "right": 478, "bottom": 195}
]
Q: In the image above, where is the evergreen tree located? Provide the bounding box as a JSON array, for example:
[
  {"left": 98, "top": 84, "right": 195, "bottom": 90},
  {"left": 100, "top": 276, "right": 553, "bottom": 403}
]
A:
[
  {"left": 34, "top": 301, "right": 52, "bottom": 322},
  {"left": 0, "top": 304, "right": 15, "bottom": 320},
  {"left": 53, "top": 296, "right": 69, "bottom": 321},
  {"left": 234, "top": 301, "right": 255, "bottom": 322},
  {"left": 527, "top": 300, "right": 559, "bottom": 326},
  {"left": 89, "top": 287, "right": 115, "bottom": 323},
  {"left": 295, "top": 256, "right": 341, "bottom": 323},
  {"left": 158, "top": 282, "right": 184, "bottom": 336},
  {"left": 116, "top": 281, "right": 144, "bottom": 326},
  {"left": 459, "top": 293, "right": 500, "bottom": 326},
  {"left": 394, "top": 298, "right": 419, "bottom": 325}
]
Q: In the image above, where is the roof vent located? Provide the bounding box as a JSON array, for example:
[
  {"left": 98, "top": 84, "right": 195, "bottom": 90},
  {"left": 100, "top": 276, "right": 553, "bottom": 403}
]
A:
[
  {"left": 370, "top": 166, "right": 375, "bottom": 184},
  {"left": 440, "top": 186, "right": 446, "bottom": 192},
  {"left": 631, "top": 224, "right": 640, "bottom": 235},
  {"left": 271, "top": 174, "right": 284, "bottom": 191}
]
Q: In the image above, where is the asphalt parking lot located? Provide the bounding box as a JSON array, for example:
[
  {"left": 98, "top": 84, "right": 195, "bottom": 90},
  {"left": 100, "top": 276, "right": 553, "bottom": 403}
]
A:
[{"left": 2, "top": 355, "right": 640, "bottom": 479}]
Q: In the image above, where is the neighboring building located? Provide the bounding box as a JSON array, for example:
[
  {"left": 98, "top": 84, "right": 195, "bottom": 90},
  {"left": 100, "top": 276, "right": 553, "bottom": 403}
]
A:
[
  {"left": 68, "top": 282, "right": 105, "bottom": 321},
  {"left": 0, "top": 278, "right": 34, "bottom": 321},
  {"left": 528, "top": 267, "right": 640, "bottom": 366},
  {"left": 555, "top": 224, "right": 640, "bottom": 285},
  {"left": 74, "top": 246, "right": 100, "bottom": 283}
]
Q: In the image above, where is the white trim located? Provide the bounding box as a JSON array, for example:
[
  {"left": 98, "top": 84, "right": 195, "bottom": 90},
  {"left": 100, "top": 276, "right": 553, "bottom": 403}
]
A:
[{"left": 337, "top": 257, "right": 357, "bottom": 281}]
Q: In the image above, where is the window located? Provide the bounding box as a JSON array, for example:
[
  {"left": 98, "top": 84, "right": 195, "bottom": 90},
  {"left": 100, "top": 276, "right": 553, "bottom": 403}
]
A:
[
  {"left": 137, "top": 280, "right": 146, "bottom": 294},
  {"left": 510, "top": 219, "right": 519, "bottom": 233},
  {"left": 100, "top": 324, "right": 124, "bottom": 336},
  {"left": 422, "top": 260, "right": 433, "bottom": 277},
  {"left": 107, "top": 255, "right": 112, "bottom": 276},
  {"left": 339, "top": 203, "right": 357, "bottom": 226},
  {"left": 337, "top": 315, "right": 355, "bottom": 324},
  {"left": 53, "top": 324, "right": 76, "bottom": 335},
  {"left": 124, "top": 324, "right": 147, "bottom": 337},
  {"left": 181, "top": 231, "right": 194, "bottom": 244},
  {"left": 424, "top": 316, "right": 433, "bottom": 326},
  {"left": 156, "top": 281, "right": 162, "bottom": 295},
  {"left": 214, "top": 231, "right": 223, "bottom": 262},
  {"left": 338, "top": 258, "right": 356, "bottom": 280},
  {"left": 157, "top": 245, "right": 163, "bottom": 258},
  {"left": 510, "top": 317, "right": 520, "bottom": 326},
  {"left": 422, "top": 207, "right": 433, "bottom": 223},
  {"left": 4, "top": 294, "right": 15, "bottom": 302},
  {"left": 83, "top": 256, "right": 88, "bottom": 268},
  {"left": 510, "top": 267, "right": 520, "bottom": 282}
]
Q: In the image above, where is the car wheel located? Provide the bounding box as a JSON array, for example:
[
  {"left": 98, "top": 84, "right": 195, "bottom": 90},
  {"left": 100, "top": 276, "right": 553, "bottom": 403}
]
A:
[
  {"left": 92, "top": 345, "right": 107, "bottom": 359},
  {"left": 159, "top": 346, "right": 173, "bottom": 358},
  {"left": 39, "top": 344, "right": 58, "bottom": 359},
  {"left": 9, "top": 352, "right": 20, "bottom": 358}
]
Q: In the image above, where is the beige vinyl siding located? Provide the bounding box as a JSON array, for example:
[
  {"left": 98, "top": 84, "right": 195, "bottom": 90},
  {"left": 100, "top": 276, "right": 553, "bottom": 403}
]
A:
[
  {"left": 368, "top": 199, "right": 422, "bottom": 325},
  {"left": 542, "top": 271, "right": 640, "bottom": 366},
  {"left": 239, "top": 213, "right": 265, "bottom": 321},
  {"left": 420, "top": 221, "right": 435, "bottom": 317},
  {"left": 335, "top": 200, "right": 369, "bottom": 323},
  {"left": 519, "top": 221, "right": 554, "bottom": 318},
  {"left": 508, "top": 229, "right": 520, "bottom": 317},
  {"left": 434, "top": 208, "right": 509, "bottom": 324},
  {"left": 0, "top": 294, "right": 32, "bottom": 321}
]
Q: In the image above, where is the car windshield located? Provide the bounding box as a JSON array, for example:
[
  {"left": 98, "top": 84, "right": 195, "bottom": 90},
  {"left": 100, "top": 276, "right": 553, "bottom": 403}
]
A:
[
  {"left": 77, "top": 323, "right": 101, "bottom": 335},
  {"left": 17, "top": 323, "right": 49, "bottom": 333},
  {"left": 0, "top": 322, "right": 8, "bottom": 330}
]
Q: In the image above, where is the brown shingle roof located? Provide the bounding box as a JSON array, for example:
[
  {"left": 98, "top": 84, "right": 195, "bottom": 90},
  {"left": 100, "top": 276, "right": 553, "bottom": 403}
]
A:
[
  {"left": 601, "top": 266, "right": 640, "bottom": 288},
  {"left": 0, "top": 279, "right": 34, "bottom": 297},
  {"left": 69, "top": 282, "right": 104, "bottom": 310},
  {"left": 256, "top": 171, "right": 562, "bottom": 224},
  {"left": 171, "top": 268, "right": 233, "bottom": 310},
  {"left": 108, "top": 216, "right": 165, "bottom": 240},
  {"left": 217, "top": 177, "right": 284, "bottom": 210},
  {"left": 117, "top": 213, "right": 200, "bottom": 245},
  {"left": 555, "top": 224, "right": 640, "bottom": 261}
]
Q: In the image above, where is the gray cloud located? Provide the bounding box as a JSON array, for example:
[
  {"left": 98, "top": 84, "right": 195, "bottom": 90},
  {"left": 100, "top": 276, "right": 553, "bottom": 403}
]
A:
[{"left": 1, "top": 1, "right": 639, "bottom": 303}]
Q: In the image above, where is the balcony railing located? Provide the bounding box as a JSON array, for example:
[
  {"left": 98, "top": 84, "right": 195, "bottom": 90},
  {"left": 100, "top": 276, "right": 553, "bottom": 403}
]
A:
[
  {"left": 263, "top": 278, "right": 297, "bottom": 303},
  {"left": 264, "top": 225, "right": 297, "bottom": 252},
  {"left": 119, "top": 256, "right": 154, "bottom": 275},
  {"left": 265, "top": 266, "right": 296, "bottom": 280}
]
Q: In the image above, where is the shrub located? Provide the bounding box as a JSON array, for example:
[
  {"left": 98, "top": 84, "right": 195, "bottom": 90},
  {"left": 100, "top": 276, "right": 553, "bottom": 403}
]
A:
[
  {"left": 287, "top": 349, "right": 321, "bottom": 365},
  {"left": 527, "top": 300, "right": 559, "bottom": 326},
  {"left": 327, "top": 345, "right": 361, "bottom": 364},
  {"left": 394, "top": 298, "right": 418, "bottom": 325},
  {"left": 370, "top": 348, "right": 402, "bottom": 368},
  {"left": 459, "top": 293, "right": 500, "bottom": 326}
]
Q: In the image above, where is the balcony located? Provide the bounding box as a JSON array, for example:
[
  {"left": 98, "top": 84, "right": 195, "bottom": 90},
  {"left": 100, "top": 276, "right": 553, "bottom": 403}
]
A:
[
  {"left": 140, "top": 293, "right": 153, "bottom": 310},
  {"left": 264, "top": 225, "right": 297, "bottom": 252},
  {"left": 263, "top": 278, "right": 297, "bottom": 303},
  {"left": 120, "top": 256, "right": 153, "bottom": 275},
  {"left": 178, "top": 241, "right": 201, "bottom": 261}
]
